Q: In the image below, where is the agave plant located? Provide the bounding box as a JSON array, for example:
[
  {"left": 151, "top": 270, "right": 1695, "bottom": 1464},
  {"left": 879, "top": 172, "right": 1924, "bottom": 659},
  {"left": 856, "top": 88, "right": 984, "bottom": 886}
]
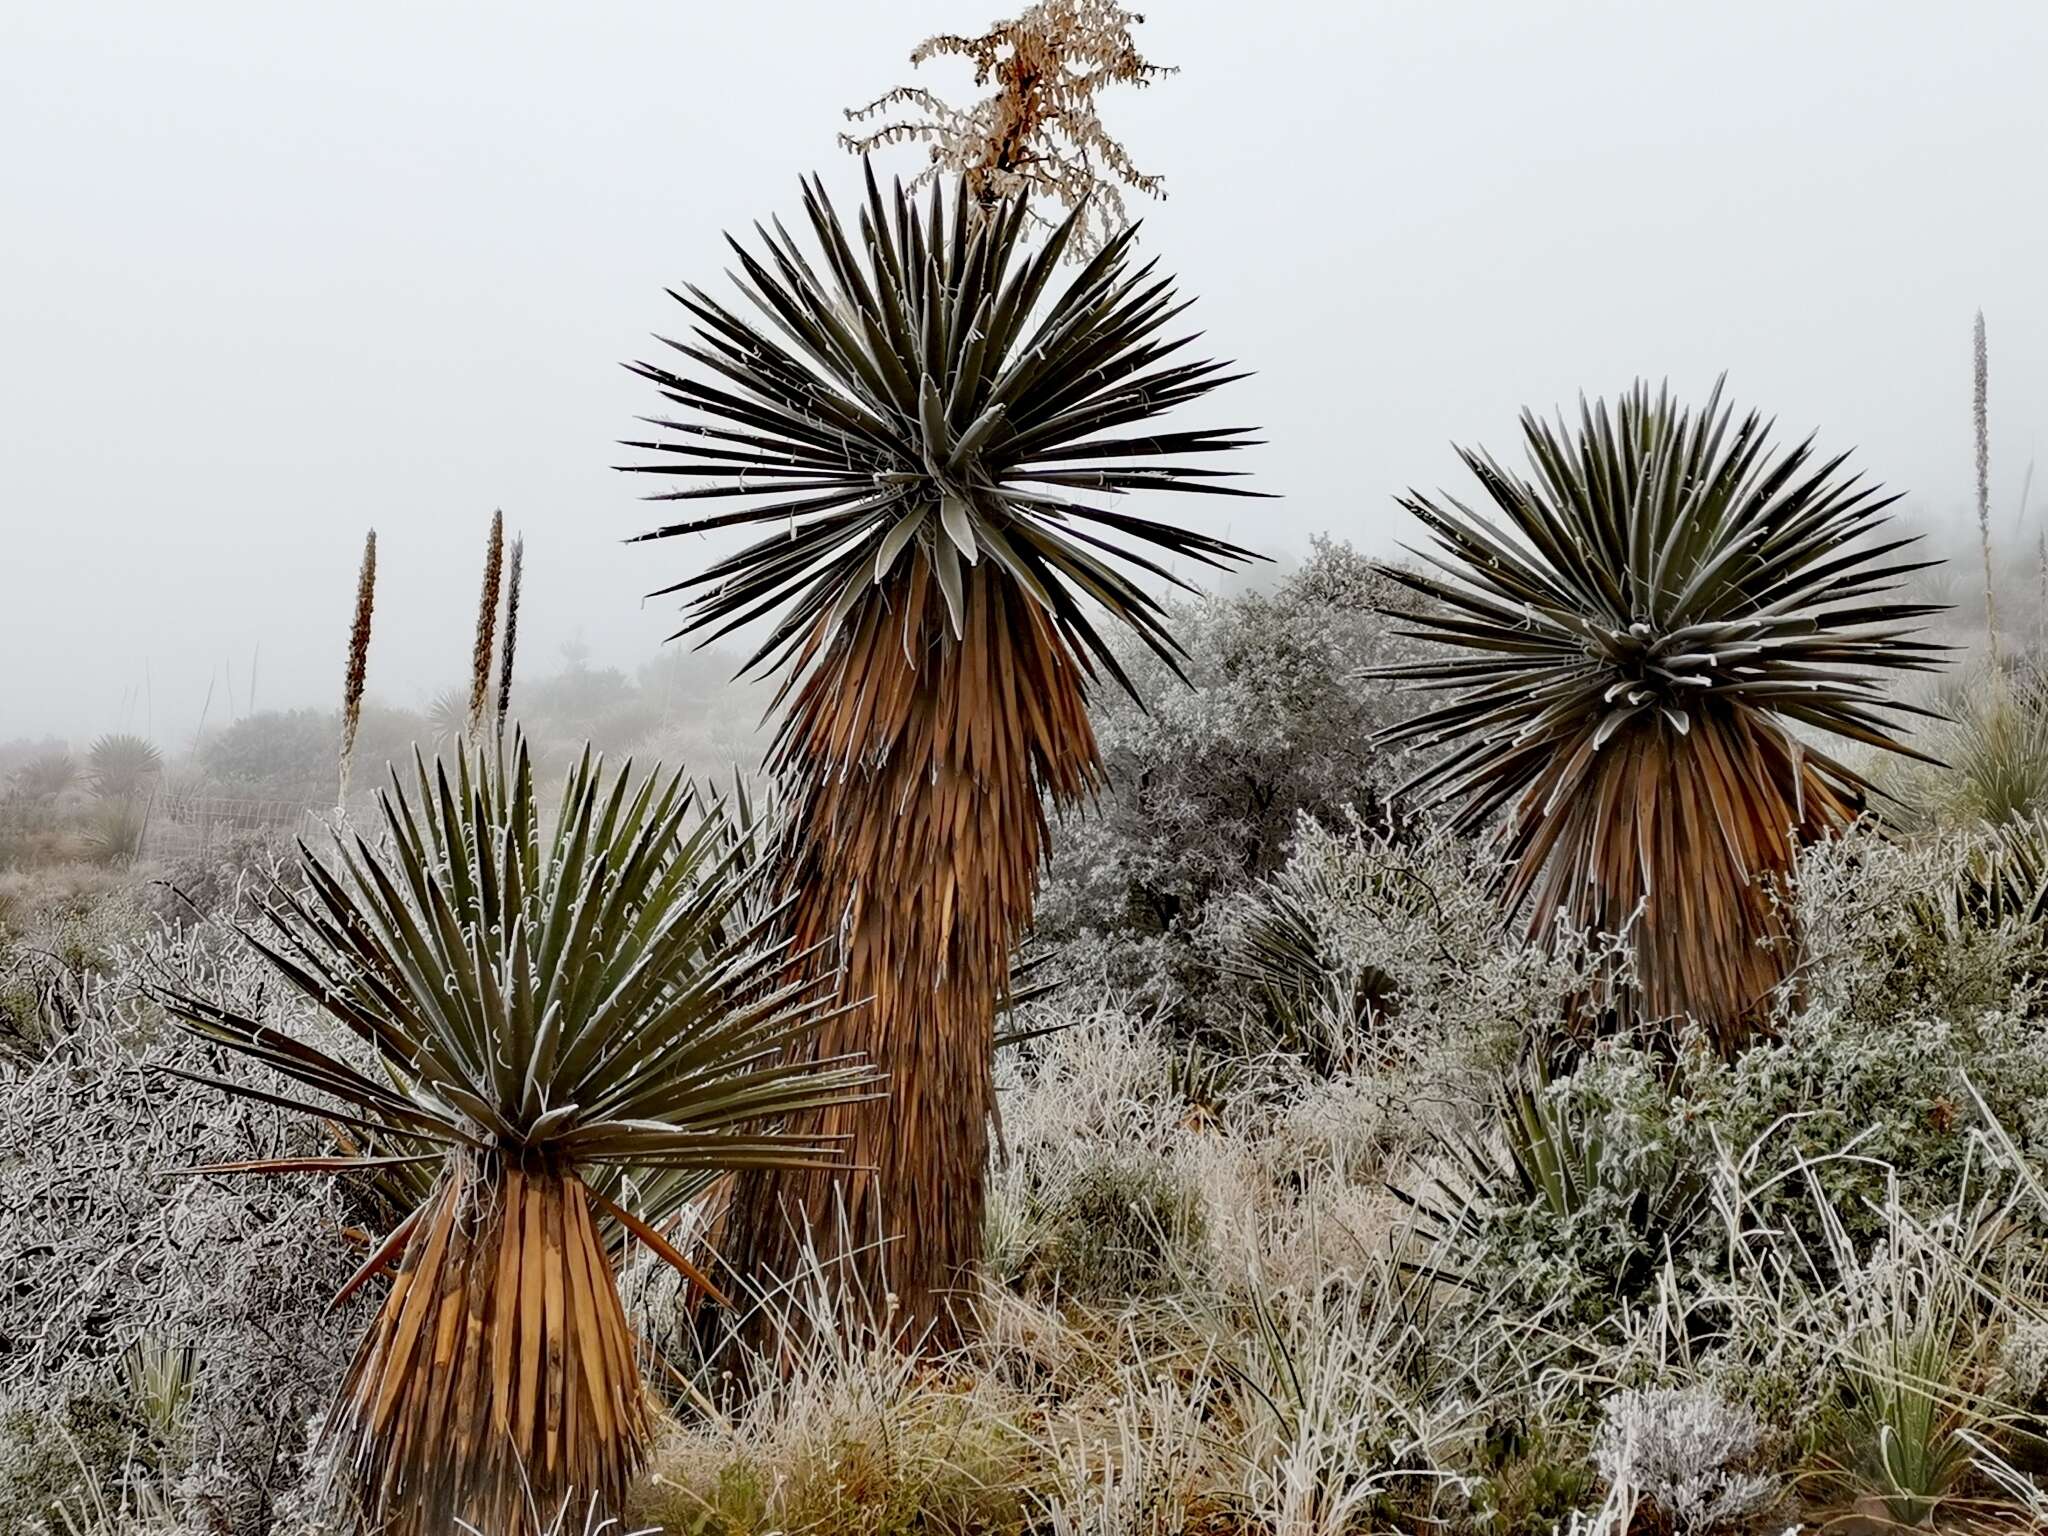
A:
[
  {"left": 157, "top": 739, "right": 874, "bottom": 1535},
  {"left": 86, "top": 733, "right": 163, "bottom": 800},
  {"left": 10, "top": 751, "right": 78, "bottom": 801},
  {"left": 1217, "top": 873, "right": 1398, "bottom": 1078},
  {"left": 1394, "top": 1063, "right": 1704, "bottom": 1304},
  {"left": 1919, "top": 670, "right": 2048, "bottom": 828},
  {"left": 622, "top": 167, "right": 1261, "bottom": 1344},
  {"left": 1375, "top": 381, "right": 1946, "bottom": 1051}
]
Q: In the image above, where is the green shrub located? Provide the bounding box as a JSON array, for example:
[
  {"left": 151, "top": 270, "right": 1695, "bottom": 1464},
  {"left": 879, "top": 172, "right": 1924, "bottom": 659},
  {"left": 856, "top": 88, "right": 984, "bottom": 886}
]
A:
[
  {"left": 0, "top": 1393, "right": 160, "bottom": 1534},
  {"left": 1019, "top": 1147, "right": 1206, "bottom": 1301}
]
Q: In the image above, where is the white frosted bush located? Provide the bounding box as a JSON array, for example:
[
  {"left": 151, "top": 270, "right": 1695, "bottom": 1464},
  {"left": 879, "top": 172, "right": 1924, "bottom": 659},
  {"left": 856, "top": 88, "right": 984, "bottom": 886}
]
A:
[
  {"left": 1593, "top": 1386, "right": 1775, "bottom": 1535},
  {"left": 0, "top": 920, "right": 357, "bottom": 1534}
]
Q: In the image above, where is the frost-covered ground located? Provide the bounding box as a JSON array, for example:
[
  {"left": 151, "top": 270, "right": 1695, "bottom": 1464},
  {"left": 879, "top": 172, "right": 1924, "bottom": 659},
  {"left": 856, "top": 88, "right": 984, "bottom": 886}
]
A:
[
  {"left": 6, "top": 820, "right": 2048, "bottom": 1535},
  {"left": 6, "top": 549, "right": 2048, "bottom": 1534}
]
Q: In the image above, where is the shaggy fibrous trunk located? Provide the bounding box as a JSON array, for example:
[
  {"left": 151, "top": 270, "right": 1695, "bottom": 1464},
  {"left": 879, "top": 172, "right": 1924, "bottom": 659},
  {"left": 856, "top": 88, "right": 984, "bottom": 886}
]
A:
[
  {"left": 718, "top": 559, "right": 1101, "bottom": 1353},
  {"left": 331, "top": 1157, "right": 650, "bottom": 1535},
  {"left": 1509, "top": 703, "right": 1862, "bottom": 1055}
]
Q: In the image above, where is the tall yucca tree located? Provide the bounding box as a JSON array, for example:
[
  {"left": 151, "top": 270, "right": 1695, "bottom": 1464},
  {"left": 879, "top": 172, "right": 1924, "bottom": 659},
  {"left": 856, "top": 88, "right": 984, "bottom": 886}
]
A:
[
  {"left": 157, "top": 739, "right": 874, "bottom": 1534},
  {"left": 620, "top": 167, "right": 1262, "bottom": 1345},
  {"left": 1374, "top": 381, "right": 1947, "bottom": 1053}
]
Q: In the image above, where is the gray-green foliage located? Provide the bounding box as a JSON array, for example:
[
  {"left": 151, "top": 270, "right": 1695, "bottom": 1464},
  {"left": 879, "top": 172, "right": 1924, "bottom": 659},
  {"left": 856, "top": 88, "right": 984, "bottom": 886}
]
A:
[
  {"left": 1691, "top": 829, "right": 2048, "bottom": 1249},
  {"left": 1401, "top": 1047, "right": 1707, "bottom": 1319},
  {"left": 1032, "top": 539, "right": 1430, "bottom": 1011},
  {"left": 1592, "top": 1386, "right": 1775, "bottom": 1535}
]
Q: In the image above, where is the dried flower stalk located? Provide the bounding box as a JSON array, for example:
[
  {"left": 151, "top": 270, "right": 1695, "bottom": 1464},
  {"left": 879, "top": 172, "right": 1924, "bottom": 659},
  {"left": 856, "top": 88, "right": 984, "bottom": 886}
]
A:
[
  {"left": 495, "top": 536, "right": 523, "bottom": 744},
  {"left": 1976, "top": 310, "right": 2000, "bottom": 664},
  {"left": 841, "top": 0, "right": 1173, "bottom": 254},
  {"left": 467, "top": 510, "right": 504, "bottom": 741},
  {"left": 339, "top": 528, "right": 376, "bottom": 807}
]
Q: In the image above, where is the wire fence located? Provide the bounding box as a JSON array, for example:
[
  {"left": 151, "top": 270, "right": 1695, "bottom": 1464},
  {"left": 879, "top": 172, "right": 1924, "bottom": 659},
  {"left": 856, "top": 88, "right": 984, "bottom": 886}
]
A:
[{"left": 139, "top": 791, "right": 327, "bottom": 861}]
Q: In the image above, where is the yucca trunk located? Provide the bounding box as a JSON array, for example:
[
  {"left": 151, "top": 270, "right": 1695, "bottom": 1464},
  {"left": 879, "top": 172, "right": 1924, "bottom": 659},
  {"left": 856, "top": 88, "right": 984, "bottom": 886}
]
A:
[
  {"left": 719, "top": 559, "right": 1101, "bottom": 1352},
  {"left": 1510, "top": 704, "right": 1861, "bottom": 1052},
  {"left": 331, "top": 1156, "right": 650, "bottom": 1535}
]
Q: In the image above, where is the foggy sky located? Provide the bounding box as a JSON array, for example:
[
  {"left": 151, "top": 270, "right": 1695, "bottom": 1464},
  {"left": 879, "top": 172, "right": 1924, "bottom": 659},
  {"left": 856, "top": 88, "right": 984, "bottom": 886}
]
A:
[{"left": 5, "top": 0, "right": 2045, "bottom": 743}]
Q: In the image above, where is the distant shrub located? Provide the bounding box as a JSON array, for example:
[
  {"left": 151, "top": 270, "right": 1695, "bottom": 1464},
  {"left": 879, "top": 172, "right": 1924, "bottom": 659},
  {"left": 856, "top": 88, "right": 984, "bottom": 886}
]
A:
[
  {"left": 1032, "top": 539, "right": 1429, "bottom": 1013},
  {"left": 196, "top": 710, "right": 333, "bottom": 801},
  {"left": 134, "top": 828, "right": 299, "bottom": 927}
]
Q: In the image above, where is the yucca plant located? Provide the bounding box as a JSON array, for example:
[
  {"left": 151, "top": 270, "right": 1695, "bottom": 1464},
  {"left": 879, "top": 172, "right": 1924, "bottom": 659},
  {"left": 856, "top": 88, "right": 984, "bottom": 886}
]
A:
[
  {"left": 120, "top": 1336, "right": 198, "bottom": 1445},
  {"left": 1218, "top": 875, "right": 1398, "bottom": 1078},
  {"left": 156, "top": 738, "right": 875, "bottom": 1535},
  {"left": 1967, "top": 812, "right": 2048, "bottom": 925},
  {"left": 1393, "top": 1062, "right": 1704, "bottom": 1304},
  {"left": 622, "top": 167, "right": 1261, "bottom": 1345},
  {"left": 85, "top": 734, "right": 163, "bottom": 800},
  {"left": 1374, "top": 381, "right": 1946, "bottom": 1052},
  {"left": 428, "top": 685, "right": 471, "bottom": 745},
  {"left": 1922, "top": 671, "right": 2048, "bottom": 828},
  {"left": 11, "top": 751, "right": 79, "bottom": 801},
  {"left": 1906, "top": 812, "right": 2048, "bottom": 948}
]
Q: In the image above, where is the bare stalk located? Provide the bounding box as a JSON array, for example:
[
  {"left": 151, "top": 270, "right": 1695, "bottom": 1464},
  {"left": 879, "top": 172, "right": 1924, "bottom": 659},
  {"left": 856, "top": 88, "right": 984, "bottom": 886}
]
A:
[
  {"left": 1975, "top": 310, "right": 1999, "bottom": 665},
  {"left": 466, "top": 511, "right": 504, "bottom": 742},
  {"left": 339, "top": 530, "right": 377, "bottom": 808},
  {"left": 495, "top": 536, "right": 523, "bottom": 745}
]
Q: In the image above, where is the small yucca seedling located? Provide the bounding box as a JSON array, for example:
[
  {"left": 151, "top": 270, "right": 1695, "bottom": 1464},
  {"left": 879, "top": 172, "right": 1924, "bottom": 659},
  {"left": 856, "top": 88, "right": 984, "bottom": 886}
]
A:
[
  {"left": 1375, "top": 380, "right": 1948, "bottom": 1052},
  {"left": 120, "top": 1336, "right": 198, "bottom": 1443},
  {"left": 157, "top": 738, "right": 876, "bottom": 1535}
]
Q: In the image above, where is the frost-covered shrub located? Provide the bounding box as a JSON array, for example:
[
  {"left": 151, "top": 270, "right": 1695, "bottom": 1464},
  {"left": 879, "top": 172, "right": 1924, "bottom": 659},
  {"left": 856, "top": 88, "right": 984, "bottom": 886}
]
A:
[
  {"left": 0, "top": 920, "right": 357, "bottom": 1535},
  {"left": 1201, "top": 811, "right": 1583, "bottom": 1080},
  {"left": 133, "top": 827, "right": 302, "bottom": 929},
  {"left": 988, "top": 1007, "right": 1213, "bottom": 1301},
  {"left": 1593, "top": 1385, "right": 1776, "bottom": 1535},
  {"left": 1017, "top": 1147, "right": 1207, "bottom": 1300},
  {"left": 1405, "top": 1046, "right": 1709, "bottom": 1320},
  {"left": 1692, "top": 831, "right": 2048, "bottom": 1248},
  {"left": 1996, "top": 1317, "right": 2048, "bottom": 1414},
  {"left": 1031, "top": 540, "right": 1429, "bottom": 1014}
]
